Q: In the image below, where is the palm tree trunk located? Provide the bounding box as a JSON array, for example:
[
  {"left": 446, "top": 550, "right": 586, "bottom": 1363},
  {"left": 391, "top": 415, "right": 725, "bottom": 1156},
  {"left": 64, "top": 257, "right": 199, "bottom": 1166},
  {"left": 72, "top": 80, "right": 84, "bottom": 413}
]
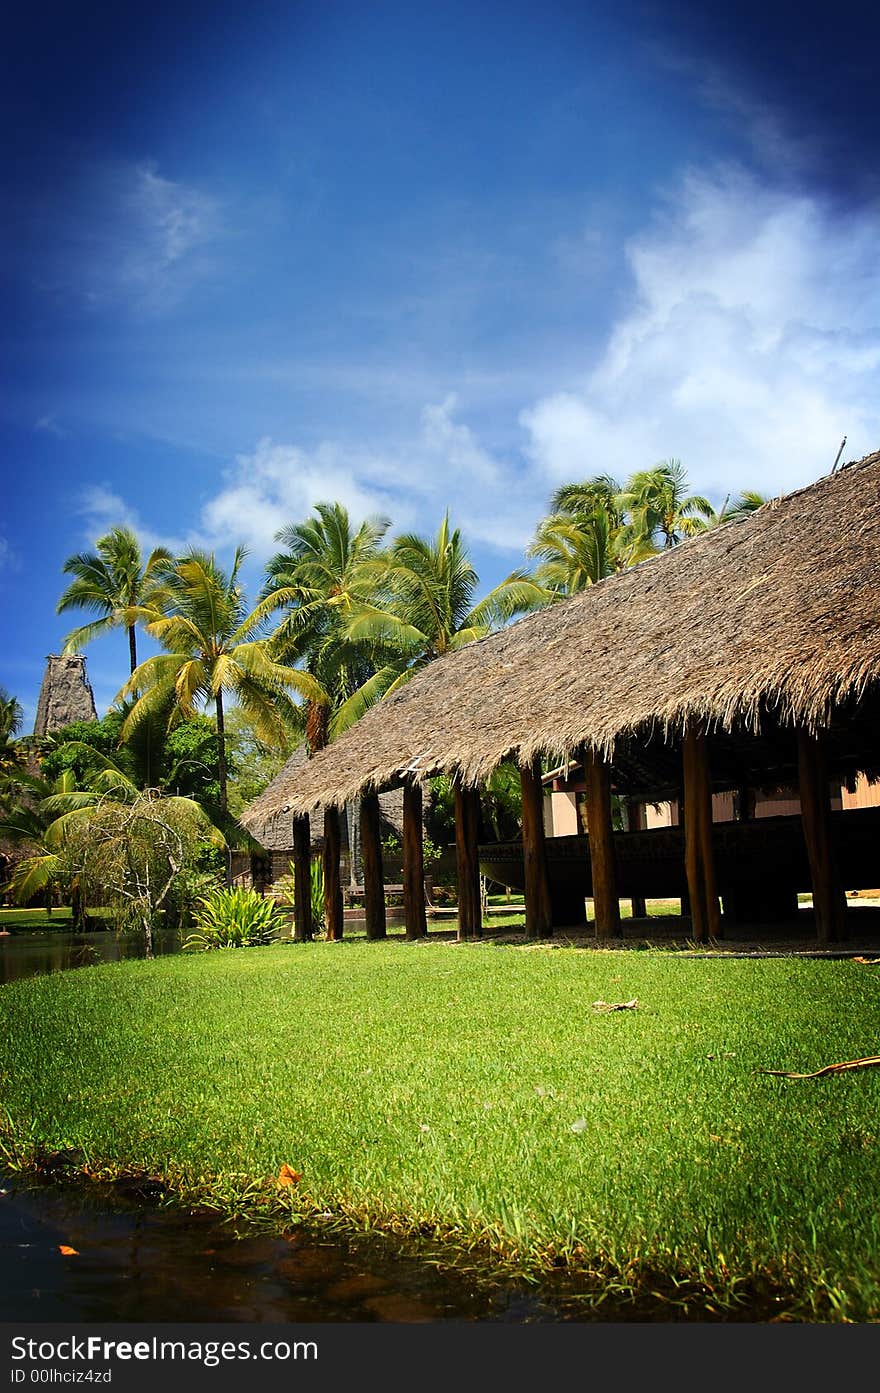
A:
[
  {"left": 215, "top": 688, "right": 231, "bottom": 887},
  {"left": 306, "top": 699, "right": 330, "bottom": 755},
  {"left": 128, "top": 626, "right": 138, "bottom": 676},
  {"left": 215, "top": 688, "right": 228, "bottom": 815}
]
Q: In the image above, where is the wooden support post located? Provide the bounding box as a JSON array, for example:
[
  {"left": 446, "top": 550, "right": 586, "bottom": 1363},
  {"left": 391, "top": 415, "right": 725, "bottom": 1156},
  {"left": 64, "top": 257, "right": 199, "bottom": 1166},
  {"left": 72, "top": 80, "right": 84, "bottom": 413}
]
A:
[
  {"left": 582, "top": 747, "right": 621, "bottom": 938},
  {"left": 520, "top": 758, "right": 553, "bottom": 938},
  {"left": 322, "top": 806, "right": 344, "bottom": 941},
  {"left": 291, "top": 814, "right": 313, "bottom": 942},
  {"left": 735, "top": 783, "right": 755, "bottom": 822},
  {"left": 360, "top": 792, "right": 386, "bottom": 940},
  {"left": 402, "top": 782, "right": 427, "bottom": 940},
  {"left": 682, "top": 724, "right": 721, "bottom": 942},
  {"left": 797, "top": 728, "right": 847, "bottom": 944},
  {"left": 622, "top": 797, "right": 647, "bottom": 919},
  {"left": 454, "top": 784, "right": 482, "bottom": 940}
]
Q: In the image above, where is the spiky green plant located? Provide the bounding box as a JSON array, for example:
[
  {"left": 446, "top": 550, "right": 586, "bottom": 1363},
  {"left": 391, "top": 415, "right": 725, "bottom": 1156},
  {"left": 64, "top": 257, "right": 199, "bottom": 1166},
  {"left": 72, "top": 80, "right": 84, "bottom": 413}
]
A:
[
  {"left": 274, "top": 857, "right": 326, "bottom": 935},
  {"left": 184, "top": 887, "right": 285, "bottom": 950}
]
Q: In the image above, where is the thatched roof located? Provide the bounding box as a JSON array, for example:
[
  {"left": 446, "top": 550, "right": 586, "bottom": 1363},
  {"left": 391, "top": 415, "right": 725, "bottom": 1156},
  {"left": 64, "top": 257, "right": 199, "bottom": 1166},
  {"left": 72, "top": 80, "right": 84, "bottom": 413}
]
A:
[
  {"left": 243, "top": 744, "right": 405, "bottom": 849},
  {"left": 33, "top": 655, "right": 97, "bottom": 736},
  {"left": 243, "top": 450, "right": 880, "bottom": 822}
]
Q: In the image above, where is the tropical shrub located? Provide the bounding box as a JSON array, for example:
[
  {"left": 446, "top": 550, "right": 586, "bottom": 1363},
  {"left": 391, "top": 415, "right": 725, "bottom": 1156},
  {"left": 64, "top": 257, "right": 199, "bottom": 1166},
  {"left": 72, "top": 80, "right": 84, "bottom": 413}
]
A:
[
  {"left": 184, "top": 887, "right": 285, "bottom": 951},
  {"left": 274, "top": 858, "right": 326, "bottom": 935}
]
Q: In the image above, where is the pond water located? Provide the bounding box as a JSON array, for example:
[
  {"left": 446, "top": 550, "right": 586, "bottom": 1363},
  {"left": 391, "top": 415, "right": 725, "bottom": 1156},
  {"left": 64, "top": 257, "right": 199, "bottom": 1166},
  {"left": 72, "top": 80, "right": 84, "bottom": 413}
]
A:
[
  {"left": 0, "top": 1174, "right": 561, "bottom": 1323},
  {"left": 0, "top": 928, "right": 186, "bottom": 985},
  {"left": 0, "top": 919, "right": 409, "bottom": 987}
]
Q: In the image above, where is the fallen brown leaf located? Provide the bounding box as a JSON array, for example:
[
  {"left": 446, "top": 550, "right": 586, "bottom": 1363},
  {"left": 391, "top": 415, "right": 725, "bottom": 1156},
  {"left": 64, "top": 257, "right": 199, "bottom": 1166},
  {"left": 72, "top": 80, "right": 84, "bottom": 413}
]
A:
[
  {"left": 592, "top": 998, "right": 639, "bottom": 1012},
  {"left": 277, "top": 1164, "right": 302, "bottom": 1187}
]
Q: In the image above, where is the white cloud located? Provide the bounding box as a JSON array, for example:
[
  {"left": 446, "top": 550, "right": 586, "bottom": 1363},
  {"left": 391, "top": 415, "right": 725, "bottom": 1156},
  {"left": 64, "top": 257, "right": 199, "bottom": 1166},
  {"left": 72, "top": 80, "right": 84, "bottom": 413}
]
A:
[
  {"left": 522, "top": 166, "right": 880, "bottom": 499},
  {"left": 199, "top": 438, "right": 413, "bottom": 555},
  {"left": 78, "top": 485, "right": 187, "bottom": 556},
  {"left": 197, "top": 400, "right": 544, "bottom": 558}
]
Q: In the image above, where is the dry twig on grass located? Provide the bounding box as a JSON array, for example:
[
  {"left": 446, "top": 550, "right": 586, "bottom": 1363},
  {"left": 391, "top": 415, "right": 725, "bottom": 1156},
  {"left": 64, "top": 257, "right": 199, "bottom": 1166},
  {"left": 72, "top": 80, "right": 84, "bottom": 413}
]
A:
[{"left": 757, "top": 1057, "right": 880, "bottom": 1079}]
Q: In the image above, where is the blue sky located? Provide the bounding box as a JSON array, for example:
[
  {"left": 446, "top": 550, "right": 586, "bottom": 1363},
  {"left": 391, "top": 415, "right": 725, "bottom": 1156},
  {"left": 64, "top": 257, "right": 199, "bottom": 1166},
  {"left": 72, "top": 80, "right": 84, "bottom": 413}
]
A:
[{"left": 3, "top": 0, "right": 879, "bottom": 726}]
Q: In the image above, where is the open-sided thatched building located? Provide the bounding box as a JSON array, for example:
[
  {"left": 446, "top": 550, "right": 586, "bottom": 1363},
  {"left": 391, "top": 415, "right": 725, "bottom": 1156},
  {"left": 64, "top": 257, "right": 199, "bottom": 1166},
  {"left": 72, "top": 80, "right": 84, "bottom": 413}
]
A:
[{"left": 242, "top": 450, "right": 880, "bottom": 946}]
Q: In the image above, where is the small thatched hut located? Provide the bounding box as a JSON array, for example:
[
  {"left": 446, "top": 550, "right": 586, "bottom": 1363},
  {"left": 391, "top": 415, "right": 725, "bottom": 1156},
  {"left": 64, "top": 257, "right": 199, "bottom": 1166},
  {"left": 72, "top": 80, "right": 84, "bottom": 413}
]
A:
[
  {"left": 242, "top": 450, "right": 880, "bottom": 946},
  {"left": 241, "top": 745, "right": 406, "bottom": 892}
]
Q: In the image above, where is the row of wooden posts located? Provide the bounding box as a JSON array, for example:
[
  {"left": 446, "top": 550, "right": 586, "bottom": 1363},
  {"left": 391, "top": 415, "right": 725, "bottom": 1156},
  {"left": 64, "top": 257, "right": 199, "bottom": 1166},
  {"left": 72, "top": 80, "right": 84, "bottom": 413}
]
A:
[{"left": 288, "top": 723, "right": 847, "bottom": 947}]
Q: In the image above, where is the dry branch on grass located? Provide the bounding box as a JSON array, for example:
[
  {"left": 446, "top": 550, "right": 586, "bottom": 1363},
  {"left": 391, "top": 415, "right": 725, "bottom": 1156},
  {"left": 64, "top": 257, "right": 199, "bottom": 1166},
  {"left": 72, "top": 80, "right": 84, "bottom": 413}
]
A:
[{"left": 757, "top": 1057, "right": 880, "bottom": 1079}]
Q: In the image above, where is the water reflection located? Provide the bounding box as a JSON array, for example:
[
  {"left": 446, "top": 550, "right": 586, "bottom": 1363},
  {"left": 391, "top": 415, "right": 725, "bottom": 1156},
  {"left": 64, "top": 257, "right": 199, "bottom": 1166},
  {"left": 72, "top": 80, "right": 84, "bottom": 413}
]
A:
[
  {"left": 0, "top": 929, "right": 186, "bottom": 986},
  {"left": 0, "top": 1176, "right": 554, "bottom": 1323},
  {"left": 1, "top": 914, "right": 413, "bottom": 986}
]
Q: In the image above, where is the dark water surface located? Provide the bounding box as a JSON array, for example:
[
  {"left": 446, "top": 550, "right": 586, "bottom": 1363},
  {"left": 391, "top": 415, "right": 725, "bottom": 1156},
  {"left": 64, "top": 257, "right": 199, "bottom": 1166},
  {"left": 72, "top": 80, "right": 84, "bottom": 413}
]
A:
[
  {"left": 0, "top": 1176, "right": 560, "bottom": 1323},
  {"left": 0, "top": 929, "right": 186, "bottom": 985},
  {"left": 0, "top": 921, "right": 416, "bottom": 986}
]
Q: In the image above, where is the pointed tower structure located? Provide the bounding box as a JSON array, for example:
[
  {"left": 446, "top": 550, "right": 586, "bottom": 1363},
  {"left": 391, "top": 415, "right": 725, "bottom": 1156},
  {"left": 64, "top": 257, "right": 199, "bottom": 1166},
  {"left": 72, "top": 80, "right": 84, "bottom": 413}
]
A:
[{"left": 33, "top": 655, "right": 98, "bottom": 736}]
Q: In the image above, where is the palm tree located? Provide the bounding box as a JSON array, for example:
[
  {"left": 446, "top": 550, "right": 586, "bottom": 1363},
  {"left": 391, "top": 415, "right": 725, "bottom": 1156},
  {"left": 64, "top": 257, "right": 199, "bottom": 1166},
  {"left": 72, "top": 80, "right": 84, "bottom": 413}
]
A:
[
  {"left": 527, "top": 508, "right": 618, "bottom": 594},
  {"left": 342, "top": 514, "right": 549, "bottom": 710},
  {"left": 616, "top": 459, "right": 714, "bottom": 550},
  {"left": 713, "top": 490, "right": 769, "bottom": 524},
  {"left": 116, "top": 547, "right": 323, "bottom": 817},
  {"left": 263, "top": 502, "right": 391, "bottom": 751},
  {"left": 0, "top": 687, "right": 25, "bottom": 782},
  {"left": 57, "top": 526, "right": 173, "bottom": 675},
  {"left": 527, "top": 473, "right": 655, "bottom": 595}
]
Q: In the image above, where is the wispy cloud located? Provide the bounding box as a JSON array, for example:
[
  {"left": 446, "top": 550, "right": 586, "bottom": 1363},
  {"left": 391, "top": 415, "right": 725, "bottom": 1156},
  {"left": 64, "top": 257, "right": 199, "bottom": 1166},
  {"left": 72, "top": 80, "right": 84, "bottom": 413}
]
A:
[
  {"left": 115, "top": 163, "right": 219, "bottom": 306},
  {"left": 35, "top": 414, "right": 68, "bottom": 437},
  {"left": 26, "top": 159, "right": 222, "bottom": 315}
]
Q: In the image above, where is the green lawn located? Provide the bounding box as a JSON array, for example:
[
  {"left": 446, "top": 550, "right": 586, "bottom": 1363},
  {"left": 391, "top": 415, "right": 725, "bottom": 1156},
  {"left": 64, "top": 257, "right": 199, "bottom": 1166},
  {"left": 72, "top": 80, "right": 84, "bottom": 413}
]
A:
[{"left": 1, "top": 940, "right": 879, "bottom": 1320}]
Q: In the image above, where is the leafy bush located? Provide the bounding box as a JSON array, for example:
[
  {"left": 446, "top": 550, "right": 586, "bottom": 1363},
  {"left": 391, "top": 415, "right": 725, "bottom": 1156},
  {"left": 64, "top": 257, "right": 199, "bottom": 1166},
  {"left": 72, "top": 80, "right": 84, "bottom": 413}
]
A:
[{"left": 184, "top": 887, "right": 285, "bottom": 950}]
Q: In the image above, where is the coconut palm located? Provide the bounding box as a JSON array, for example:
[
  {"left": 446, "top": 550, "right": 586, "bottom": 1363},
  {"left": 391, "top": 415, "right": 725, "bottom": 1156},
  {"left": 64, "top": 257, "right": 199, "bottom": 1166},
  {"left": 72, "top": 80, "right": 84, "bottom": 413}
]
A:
[
  {"left": 116, "top": 547, "right": 323, "bottom": 816},
  {"left": 617, "top": 459, "right": 714, "bottom": 550},
  {"left": 263, "top": 502, "right": 391, "bottom": 751},
  {"left": 57, "top": 526, "right": 173, "bottom": 675},
  {"left": 341, "top": 514, "right": 549, "bottom": 712},
  {"left": 713, "top": 490, "right": 769, "bottom": 524},
  {"left": 528, "top": 473, "right": 655, "bottom": 595},
  {"left": 527, "top": 507, "right": 619, "bottom": 594},
  {"left": 0, "top": 687, "right": 25, "bottom": 783}
]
